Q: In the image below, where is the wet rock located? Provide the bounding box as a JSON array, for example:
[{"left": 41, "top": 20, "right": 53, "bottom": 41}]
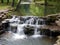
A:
[
  {"left": 10, "top": 26, "right": 17, "bottom": 33},
  {"left": 55, "top": 19, "right": 60, "bottom": 26},
  {"left": 45, "top": 16, "right": 57, "bottom": 25},
  {"left": 19, "top": 17, "right": 25, "bottom": 23},
  {"left": 38, "top": 19, "right": 45, "bottom": 25},
  {"left": 25, "top": 17, "right": 31, "bottom": 20},
  {"left": 19, "top": 16, "right": 25, "bottom": 21},
  {"left": 50, "top": 31, "right": 60, "bottom": 37},
  {"left": 0, "top": 23, "right": 5, "bottom": 34},
  {"left": 0, "top": 30, "right": 5, "bottom": 35},
  {"left": 40, "top": 29, "right": 60, "bottom": 37},
  {"left": 24, "top": 25, "right": 34, "bottom": 36},
  {"left": 2, "top": 20, "right": 9, "bottom": 31},
  {"left": 54, "top": 36, "right": 60, "bottom": 45},
  {"left": 0, "top": 12, "right": 4, "bottom": 14},
  {"left": 0, "top": 16, "right": 2, "bottom": 22},
  {"left": 19, "top": 21, "right": 24, "bottom": 24}
]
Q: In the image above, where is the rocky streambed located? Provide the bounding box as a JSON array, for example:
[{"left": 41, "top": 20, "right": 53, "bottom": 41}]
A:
[{"left": 0, "top": 14, "right": 60, "bottom": 45}]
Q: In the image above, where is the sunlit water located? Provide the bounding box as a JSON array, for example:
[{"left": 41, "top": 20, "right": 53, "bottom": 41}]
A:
[{"left": 0, "top": 16, "right": 56, "bottom": 45}]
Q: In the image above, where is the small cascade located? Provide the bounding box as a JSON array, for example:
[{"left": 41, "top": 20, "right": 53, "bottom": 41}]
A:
[
  {"left": 34, "top": 19, "right": 40, "bottom": 35},
  {"left": 31, "top": 19, "right": 42, "bottom": 38},
  {"left": 9, "top": 15, "right": 16, "bottom": 22},
  {"left": 0, "top": 16, "right": 57, "bottom": 45},
  {"left": 2, "top": 16, "right": 46, "bottom": 40},
  {"left": 17, "top": 24, "right": 26, "bottom": 35},
  {"left": 25, "top": 17, "right": 35, "bottom": 24},
  {"left": 9, "top": 16, "right": 20, "bottom": 33}
]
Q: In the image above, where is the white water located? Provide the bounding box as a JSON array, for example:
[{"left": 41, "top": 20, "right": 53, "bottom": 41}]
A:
[
  {"left": 31, "top": 19, "right": 43, "bottom": 38},
  {"left": 2, "top": 16, "right": 45, "bottom": 40},
  {"left": 25, "top": 17, "right": 34, "bottom": 24}
]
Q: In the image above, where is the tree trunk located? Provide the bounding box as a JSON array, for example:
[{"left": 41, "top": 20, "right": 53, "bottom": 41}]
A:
[
  {"left": 12, "top": 0, "right": 15, "bottom": 7},
  {"left": 7, "top": 0, "right": 9, "bottom": 4},
  {"left": 1, "top": 0, "right": 4, "bottom": 3},
  {"left": 15, "top": 0, "right": 21, "bottom": 11},
  {"left": 34, "top": 0, "right": 35, "bottom": 2},
  {"left": 44, "top": 0, "right": 47, "bottom": 16}
]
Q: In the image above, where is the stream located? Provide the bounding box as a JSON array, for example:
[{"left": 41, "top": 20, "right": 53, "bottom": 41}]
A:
[{"left": 0, "top": 16, "right": 57, "bottom": 45}]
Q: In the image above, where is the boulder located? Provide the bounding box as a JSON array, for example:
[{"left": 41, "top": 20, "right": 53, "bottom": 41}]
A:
[
  {"left": 45, "top": 16, "right": 57, "bottom": 25},
  {"left": 55, "top": 19, "right": 60, "bottom": 26},
  {"left": 0, "top": 23, "right": 5, "bottom": 34},
  {"left": 40, "top": 29, "right": 60, "bottom": 37},
  {"left": 2, "top": 20, "right": 9, "bottom": 31},
  {"left": 24, "top": 25, "right": 34, "bottom": 36},
  {"left": 54, "top": 36, "right": 60, "bottom": 45}
]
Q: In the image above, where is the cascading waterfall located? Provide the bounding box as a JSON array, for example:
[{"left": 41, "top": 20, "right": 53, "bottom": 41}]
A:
[
  {"left": 31, "top": 19, "right": 43, "bottom": 38},
  {"left": 25, "top": 17, "right": 34, "bottom": 24},
  {"left": 2, "top": 16, "right": 45, "bottom": 40},
  {"left": 9, "top": 16, "right": 27, "bottom": 39},
  {"left": 34, "top": 19, "right": 40, "bottom": 35},
  {"left": 17, "top": 24, "right": 25, "bottom": 35}
]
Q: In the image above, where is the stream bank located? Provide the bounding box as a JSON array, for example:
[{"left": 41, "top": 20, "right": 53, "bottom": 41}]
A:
[{"left": 54, "top": 36, "right": 60, "bottom": 45}]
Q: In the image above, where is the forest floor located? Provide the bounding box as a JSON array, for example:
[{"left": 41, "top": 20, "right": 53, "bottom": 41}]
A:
[{"left": 0, "top": 3, "right": 22, "bottom": 16}]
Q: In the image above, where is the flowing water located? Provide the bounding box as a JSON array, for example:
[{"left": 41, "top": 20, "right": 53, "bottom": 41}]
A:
[{"left": 0, "top": 16, "right": 56, "bottom": 45}]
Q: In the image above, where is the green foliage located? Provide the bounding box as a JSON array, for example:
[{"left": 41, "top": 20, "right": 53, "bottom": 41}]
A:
[
  {"left": 47, "top": 0, "right": 60, "bottom": 15},
  {"left": 20, "top": 5, "right": 27, "bottom": 15},
  {"left": 30, "top": 3, "right": 44, "bottom": 16},
  {"left": 35, "top": 0, "right": 44, "bottom": 2}
]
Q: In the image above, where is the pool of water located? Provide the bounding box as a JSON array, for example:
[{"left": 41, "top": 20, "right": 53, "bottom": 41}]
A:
[{"left": 0, "top": 32, "right": 56, "bottom": 45}]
